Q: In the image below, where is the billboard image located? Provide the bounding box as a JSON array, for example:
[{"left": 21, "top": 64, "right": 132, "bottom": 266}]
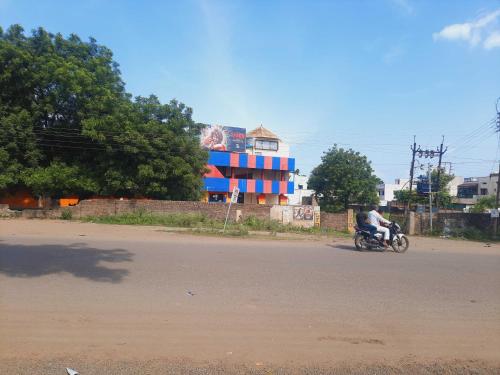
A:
[
  {"left": 200, "top": 125, "right": 246, "bottom": 152},
  {"left": 293, "top": 206, "right": 314, "bottom": 221}
]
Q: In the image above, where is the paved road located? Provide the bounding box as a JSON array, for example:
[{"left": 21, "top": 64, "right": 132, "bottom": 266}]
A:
[{"left": 0, "top": 220, "right": 499, "bottom": 374}]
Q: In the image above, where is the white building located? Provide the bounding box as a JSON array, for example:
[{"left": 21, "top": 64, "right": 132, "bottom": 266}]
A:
[
  {"left": 246, "top": 125, "right": 290, "bottom": 158},
  {"left": 377, "top": 178, "right": 413, "bottom": 206},
  {"left": 287, "top": 174, "right": 315, "bottom": 205}
]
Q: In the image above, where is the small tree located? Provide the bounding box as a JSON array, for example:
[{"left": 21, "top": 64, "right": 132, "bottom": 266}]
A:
[
  {"left": 470, "top": 196, "right": 496, "bottom": 213},
  {"left": 308, "top": 145, "right": 381, "bottom": 212}
]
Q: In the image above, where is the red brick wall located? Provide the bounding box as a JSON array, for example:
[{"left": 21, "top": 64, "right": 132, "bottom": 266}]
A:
[
  {"left": 20, "top": 199, "right": 273, "bottom": 222},
  {"left": 320, "top": 212, "right": 348, "bottom": 231}
]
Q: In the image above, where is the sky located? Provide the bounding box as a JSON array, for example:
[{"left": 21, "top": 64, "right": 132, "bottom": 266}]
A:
[{"left": 1, "top": 0, "right": 500, "bottom": 182}]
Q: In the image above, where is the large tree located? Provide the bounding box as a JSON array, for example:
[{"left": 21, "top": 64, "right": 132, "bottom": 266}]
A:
[
  {"left": 308, "top": 145, "right": 381, "bottom": 212},
  {"left": 0, "top": 25, "right": 207, "bottom": 201}
]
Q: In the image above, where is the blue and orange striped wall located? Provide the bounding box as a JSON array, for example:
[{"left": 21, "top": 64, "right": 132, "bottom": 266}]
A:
[
  {"left": 208, "top": 151, "right": 295, "bottom": 171},
  {"left": 204, "top": 177, "right": 294, "bottom": 194},
  {"left": 203, "top": 151, "right": 295, "bottom": 194}
]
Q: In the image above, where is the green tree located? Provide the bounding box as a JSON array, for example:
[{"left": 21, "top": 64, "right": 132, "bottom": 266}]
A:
[
  {"left": 0, "top": 25, "right": 207, "bottom": 201},
  {"left": 308, "top": 145, "right": 381, "bottom": 212},
  {"left": 470, "top": 196, "right": 496, "bottom": 213}
]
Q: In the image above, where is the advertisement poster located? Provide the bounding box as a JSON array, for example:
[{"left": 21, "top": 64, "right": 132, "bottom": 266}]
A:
[
  {"left": 293, "top": 206, "right": 314, "bottom": 221},
  {"left": 200, "top": 125, "right": 246, "bottom": 152}
]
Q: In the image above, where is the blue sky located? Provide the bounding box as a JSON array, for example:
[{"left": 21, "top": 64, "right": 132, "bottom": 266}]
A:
[{"left": 1, "top": 0, "right": 500, "bottom": 182}]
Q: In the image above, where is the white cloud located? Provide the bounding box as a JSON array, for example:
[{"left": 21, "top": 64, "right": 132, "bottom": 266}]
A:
[
  {"left": 433, "top": 9, "right": 500, "bottom": 49},
  {"left": 484, "top": 31, "right": 500, "bottom": 49}
]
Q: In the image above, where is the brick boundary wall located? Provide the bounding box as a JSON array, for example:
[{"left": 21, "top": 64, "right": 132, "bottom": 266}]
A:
[
  {"left": 320, "top": 210, "right": 354, "bottom": 232},
  {"left": 18, "top": 199, "right": 274, "bottom": 222}
]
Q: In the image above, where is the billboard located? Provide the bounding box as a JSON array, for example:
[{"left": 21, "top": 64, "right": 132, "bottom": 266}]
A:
[{"left": 200, "top": 125, "right": 246, "bottom": 152}]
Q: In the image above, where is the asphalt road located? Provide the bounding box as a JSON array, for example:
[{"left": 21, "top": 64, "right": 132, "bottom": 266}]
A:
[{"left": 0, "top": 220, "right": 499, "bottom": 374}]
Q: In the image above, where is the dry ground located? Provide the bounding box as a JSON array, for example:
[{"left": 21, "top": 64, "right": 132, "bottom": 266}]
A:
[{"left": 1, "top": 219, "right": 499, "bottom": 374}]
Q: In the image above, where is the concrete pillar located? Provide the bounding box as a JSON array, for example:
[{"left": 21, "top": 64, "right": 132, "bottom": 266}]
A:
[
  {"left": 235, "top": 209, "right": 242, "bottom": 222},
  {"left": 346, "top": 209, "right": 354, "bottom": 233},
  {"left": 407, "top": 212, "right": 415, "bottom": 235}
]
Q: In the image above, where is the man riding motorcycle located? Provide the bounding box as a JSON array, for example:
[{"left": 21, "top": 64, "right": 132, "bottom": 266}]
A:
[
  {"left": 355, "top": 208, "right": 377, "bottom": 238},
  {"left": 368, "top": 204, "right": 391, "bottom": 248}
]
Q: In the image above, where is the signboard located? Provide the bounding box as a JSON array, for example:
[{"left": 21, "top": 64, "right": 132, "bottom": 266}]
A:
[
  {"left": 417, "top": 182, "right": 438, "bottom": 195},
  {"left": 293, "top": 206, "right": 314, "bottom": 221},
  {"left": 200, "top": 125, "right": 246, "bottom": 152},
  {"left": 230, "top": 186, "right": 240, "bottom": 203},
  {"left": 491, "top": 209, "right": 499, "bottom": 218}
]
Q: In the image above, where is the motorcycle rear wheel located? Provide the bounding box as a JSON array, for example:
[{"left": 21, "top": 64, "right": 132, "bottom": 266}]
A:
[
  {"left": 392, "top": 235, "right": 409, "bottom": 253},
  {"left": 354, "top": 234, "right": 367, "bottom": 251}
]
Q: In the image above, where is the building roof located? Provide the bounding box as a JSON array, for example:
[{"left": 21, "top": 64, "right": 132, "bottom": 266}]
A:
[{"left": 247, "top": 125, "right": 280, "bottom": 140}]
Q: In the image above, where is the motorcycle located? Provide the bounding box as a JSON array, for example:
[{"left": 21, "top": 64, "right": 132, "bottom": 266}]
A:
[{"left": 354, "top": 222, "right": 409, "bottom": 253}]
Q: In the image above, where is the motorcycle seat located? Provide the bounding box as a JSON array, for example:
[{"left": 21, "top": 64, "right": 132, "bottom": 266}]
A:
[{"left": 355, "top": 226, "right": 372, "bottom": 235}]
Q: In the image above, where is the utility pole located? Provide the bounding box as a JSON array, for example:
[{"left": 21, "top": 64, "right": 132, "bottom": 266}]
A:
[
  {"left": 406, "top": 137, "right": 447, "bottom": 214},
  {"left": 436, "top": 136, "right": 447, "bottom": 210},
  {"left": 494, "top": 97, "right": 500, "bottom": 237},
  {"left": 406, "top": 136, "right": 417, "bottom": 215},
  {"left": 428, "top": 163, "right": 433, "bottom": 233}
]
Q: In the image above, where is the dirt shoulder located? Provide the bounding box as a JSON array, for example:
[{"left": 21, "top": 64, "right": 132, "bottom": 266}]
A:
[{"left": 1, "top": 218, "right": 498, "bottom": 254}]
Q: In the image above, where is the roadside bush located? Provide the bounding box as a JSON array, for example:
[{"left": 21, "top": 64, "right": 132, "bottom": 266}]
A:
[{"left": 60, "top": 209, "right": 73, "bottom": 220}]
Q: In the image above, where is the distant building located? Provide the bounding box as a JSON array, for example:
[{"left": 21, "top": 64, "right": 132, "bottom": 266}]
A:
[
  {"left": 287, "top": 174, "right": 315, "bottom": 205},
  {"left": 377, "top": 178, "right": 414, "bottom": 206},
  {"left": 378, "top": 175, "right": 464, "bottom": 206},
  {"left": 201, "top": 125, "right": 295, "bottom": 205},
  {"left": 456, "top": 173, "right": 498, "bottom": 207}
]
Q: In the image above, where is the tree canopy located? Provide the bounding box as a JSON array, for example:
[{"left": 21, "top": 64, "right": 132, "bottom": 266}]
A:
[
  {"left": 0, "top": 25, "right": 207, "bottom": 200},
  {"left": 308, "top": 145, "right": 381, "bottom": 212}
]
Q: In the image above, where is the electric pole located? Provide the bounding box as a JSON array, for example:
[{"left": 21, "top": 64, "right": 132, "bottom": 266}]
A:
[
  {"left": 495, "top": 97, "right": 500, "bottom": 237},
  {"left": 406, "top": 136, "right": 417, "bottom": 215},
  {"left": 428, "top": 163, "right": 433, "bottom": 233},
  {"left": 406, "top": 137, "right": 448, "bottom": 215},
  {"left": 436, "top": 136, "right": 447, "bottom": 210}
]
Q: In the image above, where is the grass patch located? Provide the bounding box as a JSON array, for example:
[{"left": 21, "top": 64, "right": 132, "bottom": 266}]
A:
[
  {"left": 82, "top": 210, "right": 219, "bottom": 228},
  {"left": 81, "top": 211, "right": 350, "bottom": 237}
]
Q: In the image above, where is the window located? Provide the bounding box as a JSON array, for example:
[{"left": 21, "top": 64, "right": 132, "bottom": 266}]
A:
[
  {"left": 480, "top": 188, "right": 488, "bottom": 195},
  {"left": 255, "top": 139, "right": 278, "bottom": 151},
  {"left": 298, "top": 184, "right": 303, "bottom": 190},
  {"left": 209, "top": 194, "right": 225, "bottom": 203}
]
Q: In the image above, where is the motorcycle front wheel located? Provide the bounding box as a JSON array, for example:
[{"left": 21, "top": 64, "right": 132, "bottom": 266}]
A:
[
  {"left": 392, "top": 235, "right": 409, "bottom": 253},
  {"left": 354, "top": 234, "right": 368, "bottom": 251}
]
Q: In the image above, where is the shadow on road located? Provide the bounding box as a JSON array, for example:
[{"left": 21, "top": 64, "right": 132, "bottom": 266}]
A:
[
  {"left": 0, "top": 242, "right": 133, "bottom": 283},
  {"left": 327, "top": 244, "right": 387, "bottom": 253}
]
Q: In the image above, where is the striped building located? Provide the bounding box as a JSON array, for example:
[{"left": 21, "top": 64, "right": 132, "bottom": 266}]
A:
[{"left": 202, "top": 126, "right": 296, "bottom": 205}]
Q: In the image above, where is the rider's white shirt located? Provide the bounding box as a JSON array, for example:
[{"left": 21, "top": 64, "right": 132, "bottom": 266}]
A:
[{"left": 368, "top": 210, "right": 390, "bottom": 227}]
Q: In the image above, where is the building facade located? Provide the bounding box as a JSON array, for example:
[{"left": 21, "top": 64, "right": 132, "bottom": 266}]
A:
[
  {"left": 202, "top": 125, "right": 295, "bottom": 205},
  {"left": 377, "top": 178, "right": 413, "bottom": 206},
  {"left": 456, "top": 174, "right": 498, "bottom": 207},
  {"left": 287, "top": 174, "right": 315, "bottom": 205}
]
